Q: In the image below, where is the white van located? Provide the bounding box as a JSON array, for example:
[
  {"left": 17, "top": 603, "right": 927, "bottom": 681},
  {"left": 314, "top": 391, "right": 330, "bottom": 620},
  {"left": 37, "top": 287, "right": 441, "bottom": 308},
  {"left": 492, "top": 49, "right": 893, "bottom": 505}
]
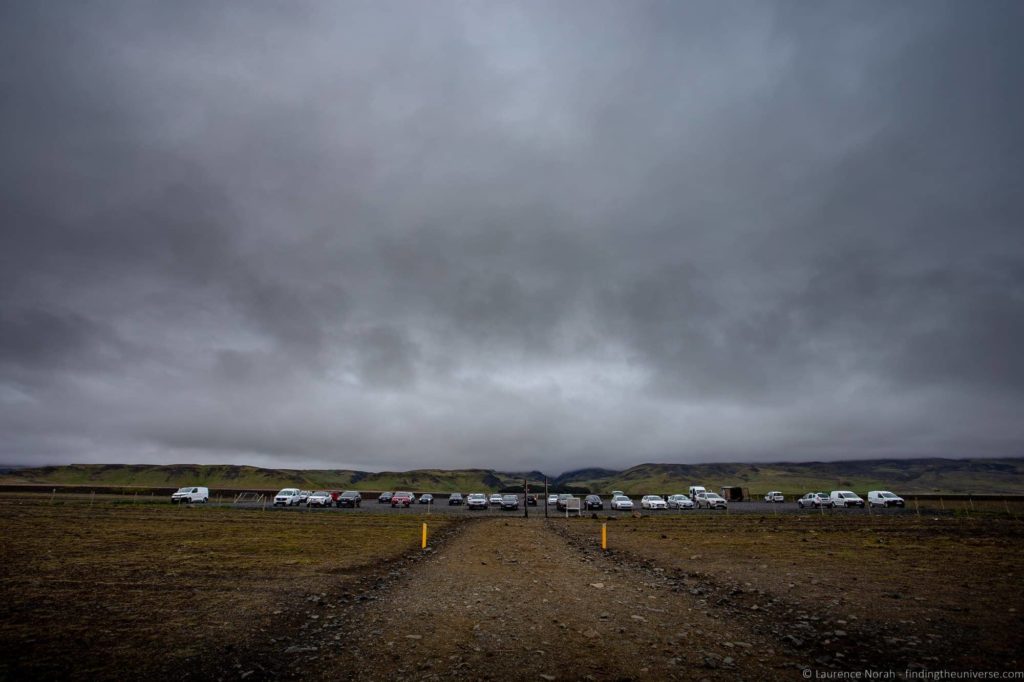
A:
[
  {"left": 274, "top": 488, "right": 302, "bottom": 506},
  {"left": 688, "top": 485, "right": 706, "bottom": 500},
  {"left": 867, "top": 491, "right": 905, "bottom": 508},
  {"left": 171, "top": 486, "right": 209, "bottom": 503},
  {"left": 829, "top": 490, "right": 865, "bottom": 508}
]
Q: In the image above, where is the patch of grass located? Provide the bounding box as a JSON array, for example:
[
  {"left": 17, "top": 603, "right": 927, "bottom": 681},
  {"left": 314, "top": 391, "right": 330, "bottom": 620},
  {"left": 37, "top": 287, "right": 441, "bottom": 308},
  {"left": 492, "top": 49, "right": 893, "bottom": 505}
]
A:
[{"left": 0, "top": 495, "right": 457, "bottom": 678}]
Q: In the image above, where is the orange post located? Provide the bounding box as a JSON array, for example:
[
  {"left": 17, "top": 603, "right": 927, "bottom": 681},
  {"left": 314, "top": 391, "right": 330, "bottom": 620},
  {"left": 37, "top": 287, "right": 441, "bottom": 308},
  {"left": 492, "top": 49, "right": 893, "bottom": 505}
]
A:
[{"left": 601, "top": 523, "right": 607, "bottom": 550}]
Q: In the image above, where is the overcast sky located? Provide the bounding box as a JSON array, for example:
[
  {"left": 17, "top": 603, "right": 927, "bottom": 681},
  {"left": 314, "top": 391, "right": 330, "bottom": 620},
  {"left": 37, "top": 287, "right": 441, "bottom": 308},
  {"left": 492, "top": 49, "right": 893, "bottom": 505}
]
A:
[{"left": 2, "top": 1, "right": 1022, "bottom": 474}]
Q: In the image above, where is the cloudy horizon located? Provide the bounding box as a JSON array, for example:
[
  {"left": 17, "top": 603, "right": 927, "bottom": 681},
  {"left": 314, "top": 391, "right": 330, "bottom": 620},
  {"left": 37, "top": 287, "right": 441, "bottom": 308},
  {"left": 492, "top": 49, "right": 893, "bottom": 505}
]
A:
[{"left": 2, "top": 1, "right": 1023, "bottom": 475}]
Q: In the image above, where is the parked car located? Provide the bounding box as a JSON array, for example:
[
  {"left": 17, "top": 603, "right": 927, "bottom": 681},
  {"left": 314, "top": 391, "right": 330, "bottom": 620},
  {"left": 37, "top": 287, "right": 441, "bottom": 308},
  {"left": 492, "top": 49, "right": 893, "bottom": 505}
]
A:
[
  {"left": 171, "top": 486, "right": 209, "bottom": 503},
  {"left": 297, "top": 490, "right": 312, "bottom": 504},
  {"left": 547, "top": 494, "right": 559, "bottom": 505},
  {"left": 501, "top": 494, "right": 520, "bottom": 510},
  {"left": 867, "top": 490, "right": 905, "bottom": 508},
  {"left": 667, "top": 494, "right": 694, "bottom": 509},
  {"left": 467, "top": 493, "right": 488, "bottom": 510},
  {"left": 526, "top": 494, "right": 538, "bottom": 506},
  {"left": 688, "top": 486, "right": 707, "bottom": 501},
  {"left": 273, "top": 488, "right": 302, "bottom": 506},
  {"left": 419, "top": 494, "right": 434, "bottom": 505},
  {"left": 307, "top": 491, "right": 333, "bottom": 507},
  {"left": 584, "top": 495, "right": 604, "bottom": 510},
  {"left": 610, "top": 495, "right": 634, "bottom": 511},
  {"left": 641, "top": 495, "right": 667, "bottom": 509},
  {"left": 336, "top": 490, "right": 362, "bottom": 508},
  {"left": 392, "top": 491, "right": 415, "bottom": 507},
  {"left": 797, "top": 492, "right": 832, "bottom": 509},
  {"left": 448, "top": 493, "right": 464, "bottom": 506},
  {"left": 764, "top": 491, "right": 785, "bottom": 503},
  {"left": 556, "top": 493, "right": 574, "bottom": 511},
  {"left": 830, "top": 490, "right": 866, "bottom": 508},
  {"left": 695, "top": 492, "right": 728, "bottom": 509},
  {"left": 378, "top": 492, "right": 393, "bottom": 504}
]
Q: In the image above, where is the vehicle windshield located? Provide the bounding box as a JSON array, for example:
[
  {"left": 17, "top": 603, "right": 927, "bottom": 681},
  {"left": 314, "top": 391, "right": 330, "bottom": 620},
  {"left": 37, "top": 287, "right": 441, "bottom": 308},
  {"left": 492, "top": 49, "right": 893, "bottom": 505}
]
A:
[
  {"left": 881, "top": 492, "right": 897, "bottom": 498},
  {"left": 341, "top": 492, "right": 357, "bottom": 497},
  {"left": 707, "top": 494, "right": 723, "bottom": 500},
  {"left": 503, "top": 495, "right": 517, "bottom": 501},
  {"left": 842, "top": 493, "right": 857, "bottom": 498},
  {"left": 649, "top": 496, "right": 663, "bottom": 501},
  {"left": 613, "top": 495, "right": 628, "bottom": 501},
  {"left": 175, "top": 487, "right": 190, "bottom": 493},
  {"left": 396, "top": 492, "right": 411, "bottom": 496},
  {"left": 279, "top": 489, "right": 298, "bottom": 495}
]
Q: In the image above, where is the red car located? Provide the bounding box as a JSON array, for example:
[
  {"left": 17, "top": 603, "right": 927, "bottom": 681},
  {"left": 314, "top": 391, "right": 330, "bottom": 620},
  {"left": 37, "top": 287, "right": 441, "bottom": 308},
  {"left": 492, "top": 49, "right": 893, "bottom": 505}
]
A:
[{"left": 391, "top": 491, "right": 415, "bottom": 507}]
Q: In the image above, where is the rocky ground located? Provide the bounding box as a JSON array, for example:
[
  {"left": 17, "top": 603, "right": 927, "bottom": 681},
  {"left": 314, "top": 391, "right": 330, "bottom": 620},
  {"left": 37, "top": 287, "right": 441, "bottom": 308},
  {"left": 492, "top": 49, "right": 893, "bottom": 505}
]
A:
[{"left": 249, "top": 518, "right": 825, "bottom": 680}]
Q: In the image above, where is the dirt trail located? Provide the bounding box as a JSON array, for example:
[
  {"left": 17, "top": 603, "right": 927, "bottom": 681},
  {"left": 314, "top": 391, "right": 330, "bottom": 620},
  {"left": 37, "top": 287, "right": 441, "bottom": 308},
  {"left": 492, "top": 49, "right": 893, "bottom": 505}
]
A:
[{"left": 302, "top": 517, "right": 798, "bottom": 681}]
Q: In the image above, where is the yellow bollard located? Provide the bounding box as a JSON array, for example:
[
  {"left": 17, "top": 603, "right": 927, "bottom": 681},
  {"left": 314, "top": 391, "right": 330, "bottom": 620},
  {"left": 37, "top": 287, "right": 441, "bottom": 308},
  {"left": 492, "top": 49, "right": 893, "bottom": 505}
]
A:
[
  {"left": 601, "top": 523, "right": 607, "bottom": 551},
  {"left": 422, "top": 523, "right": 428, "bottom": 550}
]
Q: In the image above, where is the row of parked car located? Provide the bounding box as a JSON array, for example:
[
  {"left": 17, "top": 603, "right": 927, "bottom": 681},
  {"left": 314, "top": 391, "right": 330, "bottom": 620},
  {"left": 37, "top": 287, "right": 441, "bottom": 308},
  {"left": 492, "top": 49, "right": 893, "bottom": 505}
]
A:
[
  {"left": 790, "top": 490, "right": 907, "bottom": 508},
  {"left": 178, "top": 485, "right": 908, "bottom": 511}
]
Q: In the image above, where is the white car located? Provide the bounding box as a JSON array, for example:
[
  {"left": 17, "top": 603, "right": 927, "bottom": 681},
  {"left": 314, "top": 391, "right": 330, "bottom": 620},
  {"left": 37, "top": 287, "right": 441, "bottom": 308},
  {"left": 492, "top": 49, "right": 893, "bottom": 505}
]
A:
[
  {"left": 307, "top": 491, "right": 333, "bottom": 507},
  {"left": 547, "top": 494, "right": 559, "bottom": 505},
  {"left": 171, "top": 486, "right": 209, "bottom": 503},
  {"left": 467, "top": 493, "right": 488, "bottom": 510},
  {"left": 695, "top": 492, "right": 727, "bottom": 509},
  {"left": 641, "top": 495, "right": 667, "bottom": 509},
  {"left": 610, "top": 495, "right": 634, "bottom": 510},
  {"left": 764, "top": 491, "right": 785, "bottom": 503},
  {"left": 797, "top": 492, "right": 832, "bottom": 509},
  {"left": 867, "top": 491, "right": 905, "bottom": 508},
  {"left": 830, "top": 490, "right": 865, "bottom": 508},
  {"left": 667, "top": 494, "right": 694, "bottom": 509},
  {"left": 489, "top": 493, "right": 503, "bottom": 505},
  {"left": 274, "top": 488, "right": 302, "bottom": 506}
]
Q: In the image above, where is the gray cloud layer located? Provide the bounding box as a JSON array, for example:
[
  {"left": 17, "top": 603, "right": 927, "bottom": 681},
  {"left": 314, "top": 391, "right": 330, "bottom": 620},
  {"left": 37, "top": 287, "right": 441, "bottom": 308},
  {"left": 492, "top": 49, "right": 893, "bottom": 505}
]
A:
[{"left": 2, "top": 1, "right": 1022, "bottom": 473}]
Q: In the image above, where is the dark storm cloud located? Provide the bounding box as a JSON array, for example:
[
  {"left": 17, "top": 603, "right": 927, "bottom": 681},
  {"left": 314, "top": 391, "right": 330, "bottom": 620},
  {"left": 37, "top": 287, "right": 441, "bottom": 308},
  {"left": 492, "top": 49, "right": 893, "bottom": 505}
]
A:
[{"left": 1, "top": 1, "right": 1022, "bottom": 472}]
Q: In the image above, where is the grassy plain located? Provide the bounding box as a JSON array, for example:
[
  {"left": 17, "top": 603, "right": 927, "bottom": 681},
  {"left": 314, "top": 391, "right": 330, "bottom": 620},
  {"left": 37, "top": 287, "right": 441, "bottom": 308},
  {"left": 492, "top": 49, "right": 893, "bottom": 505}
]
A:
[
  {"left": 556, "top": 511, "right": 1024, "bottom": 670},
  {"left": 0, "top": 494, "right": 455, "bottom": 680}
]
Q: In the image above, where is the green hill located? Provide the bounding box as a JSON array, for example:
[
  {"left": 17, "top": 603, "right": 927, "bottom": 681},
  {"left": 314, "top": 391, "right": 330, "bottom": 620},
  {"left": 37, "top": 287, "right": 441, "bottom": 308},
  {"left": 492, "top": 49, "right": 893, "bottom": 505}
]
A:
[
  {"left": 0, "top": 464, "right": 531, "bottom": 493},
  {"left": 553, "top": 458, "right": 1024, "bottom": 495},
  {"left": 3, "top": 457, "right": 1023, "bottom": 495}
]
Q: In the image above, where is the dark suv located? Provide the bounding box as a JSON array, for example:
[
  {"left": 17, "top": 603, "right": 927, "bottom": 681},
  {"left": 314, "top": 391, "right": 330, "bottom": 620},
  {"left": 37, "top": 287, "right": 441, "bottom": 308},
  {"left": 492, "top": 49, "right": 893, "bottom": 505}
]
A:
[
  {"left": 448, "top": 493, "right": 464, "bottom": 506},
  {"left": 336, "top": 490, "right": 361, "bottom": 508},
  {"left": 377, "top": 492, "right": 393, "bottom": 504},
  {"left": 584, "top": 494, "right": 604, "bottom": 510}
]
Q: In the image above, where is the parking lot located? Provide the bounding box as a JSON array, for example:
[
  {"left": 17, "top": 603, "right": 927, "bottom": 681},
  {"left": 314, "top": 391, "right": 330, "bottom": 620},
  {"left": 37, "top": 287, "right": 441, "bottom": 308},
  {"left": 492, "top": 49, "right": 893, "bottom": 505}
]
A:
[{"left": 231, "top": 495, "right": 923, "bottom": 517}]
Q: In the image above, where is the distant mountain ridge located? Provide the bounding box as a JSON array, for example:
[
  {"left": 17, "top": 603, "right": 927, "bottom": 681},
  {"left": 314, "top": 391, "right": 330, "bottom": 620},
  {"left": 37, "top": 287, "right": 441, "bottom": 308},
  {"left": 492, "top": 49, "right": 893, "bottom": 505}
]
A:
[{"left": 2, "top": 457, "right": 1023, "bottom": 494}]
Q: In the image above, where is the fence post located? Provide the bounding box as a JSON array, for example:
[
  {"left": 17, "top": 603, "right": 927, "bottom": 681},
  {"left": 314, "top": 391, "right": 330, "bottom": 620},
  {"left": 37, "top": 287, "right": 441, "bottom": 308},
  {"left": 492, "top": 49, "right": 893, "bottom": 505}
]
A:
[
  {"left": 422, "top": 523, "right": 428, "bottom": 550},
  {"left": 601, "top": 523, "right": 607, "bottom": 551}
]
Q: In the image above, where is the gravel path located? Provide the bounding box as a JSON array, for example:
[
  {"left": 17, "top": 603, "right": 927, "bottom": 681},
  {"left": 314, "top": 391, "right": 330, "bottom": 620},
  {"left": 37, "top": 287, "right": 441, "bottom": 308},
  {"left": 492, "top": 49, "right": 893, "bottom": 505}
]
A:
[{"left": 307, "top": 517, "right": 796, "bottom": 681}]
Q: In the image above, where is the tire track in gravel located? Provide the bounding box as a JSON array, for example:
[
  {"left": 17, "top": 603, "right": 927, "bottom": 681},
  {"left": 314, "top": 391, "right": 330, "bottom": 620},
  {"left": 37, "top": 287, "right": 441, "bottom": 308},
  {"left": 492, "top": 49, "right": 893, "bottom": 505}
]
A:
[{"left": 306, "top": 517, "right": 801, "bottom": 681}]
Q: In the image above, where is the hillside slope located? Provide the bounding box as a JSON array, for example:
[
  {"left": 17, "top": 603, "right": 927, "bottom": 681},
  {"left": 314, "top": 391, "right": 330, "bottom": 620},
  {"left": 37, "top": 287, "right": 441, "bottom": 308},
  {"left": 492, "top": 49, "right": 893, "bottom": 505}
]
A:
[
  {"left": 3, "top": 458, "right": 1023, "bottom": 494},
  {"left": 0, "top": 464, "right": 531, "bottom": 493},
  {"left": 554, "top": 458, "right": 1024, "bottom": 495}
]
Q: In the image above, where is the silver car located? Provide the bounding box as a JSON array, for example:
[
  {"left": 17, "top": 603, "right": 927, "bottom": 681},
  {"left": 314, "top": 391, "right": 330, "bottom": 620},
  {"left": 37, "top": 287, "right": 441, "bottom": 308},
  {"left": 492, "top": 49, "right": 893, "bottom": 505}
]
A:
[
  {"left": 667, "top": 494, "right": 694, "bottom": 509},
  {"left": 610, "top": 495, "right": 634, "bottom": 510}
]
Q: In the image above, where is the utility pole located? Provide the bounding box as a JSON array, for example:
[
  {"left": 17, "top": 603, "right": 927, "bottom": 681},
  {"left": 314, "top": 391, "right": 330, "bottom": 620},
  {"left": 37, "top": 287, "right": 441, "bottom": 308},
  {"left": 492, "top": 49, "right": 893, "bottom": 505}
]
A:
[
  {"left": 544, "top": 477, "right": 549, "bottom": 519},
  {"left": 523, "top": 478, "right": 528, "bottom": 519}
]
